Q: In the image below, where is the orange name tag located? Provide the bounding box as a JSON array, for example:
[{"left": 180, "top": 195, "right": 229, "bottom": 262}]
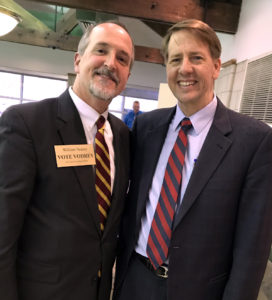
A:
[{"left": 54, "top": 144, "right": 95, "bottom": 167}]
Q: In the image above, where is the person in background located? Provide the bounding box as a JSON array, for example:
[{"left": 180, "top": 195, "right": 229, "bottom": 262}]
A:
[
  {"left": 123, "top": 100, "right": 143, "bottom": 129},
  {"left": 0, "top": 20, "right": 134, "bottom": 300},
  {"left": 114, "top": 19, "right": 272, "bottom": 300}
]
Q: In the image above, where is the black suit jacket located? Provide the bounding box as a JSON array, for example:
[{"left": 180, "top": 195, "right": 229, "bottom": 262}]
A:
[
  {"left": 115, "top": 99, "right": 272, "bottom": 300},
  {"left": 0, "top": 90, "right": 130, "bottom": 300}
]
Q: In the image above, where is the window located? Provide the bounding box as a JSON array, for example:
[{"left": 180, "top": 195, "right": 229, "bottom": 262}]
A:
[
  {"left": 23, "top": 75, "right": 67, "bottom": 101},
  {"left": 0, "top": 71, "right": 67, "bottom": 115},
  {"left": 0, "top": 71, "right": 159, "bottom": 119},
  {"left": 240, "top": 53, "right": 272, "bottom": 124},
  {"left": 110, "top": 89, "right": 159, "bottom": 120},
  {"left": 124, "top": 97, "right": 158, "bottom": 112}
]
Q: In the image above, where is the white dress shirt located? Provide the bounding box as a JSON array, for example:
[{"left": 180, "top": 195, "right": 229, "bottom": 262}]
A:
[
  {"left": 135, "top": 95, "right": 218, "bottom": 257},
  {"left": 69, "top": 87, "right": 115, "bottom": 191}
]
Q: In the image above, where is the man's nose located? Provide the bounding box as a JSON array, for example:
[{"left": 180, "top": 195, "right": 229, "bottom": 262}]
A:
[
  {"left": 179, "top": 58, "right": 193, "bottom": 74},
  {"left": 104, "top": 53, "right": 116, "bottom": 71}
]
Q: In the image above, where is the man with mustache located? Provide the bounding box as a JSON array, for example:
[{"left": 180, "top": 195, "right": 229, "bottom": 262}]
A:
[
  {"left": 0, "top": 20, "right": 134, "bottom": 300},
  {"left": 114, "top": 19, "right": 272, "bottom": 300}
]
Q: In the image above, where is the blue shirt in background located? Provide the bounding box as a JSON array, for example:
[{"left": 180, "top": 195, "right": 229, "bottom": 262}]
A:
[{"left": 123, "top": 110, "right": 143, "bottom": 129}]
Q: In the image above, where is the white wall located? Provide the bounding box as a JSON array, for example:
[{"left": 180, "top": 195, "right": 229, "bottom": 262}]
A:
[
  {"left": 0, "top": 39, "right": 166, "bottom": 89},
  {"left": 217, "top": 32, "right": 235, "bottom": 64},
  {"left": 216, "top": 0, "right": 272, "bottom": 112},
  {"left": 119, "top": 16, "right": 162, "bottom": 48},
  {"left": 127, "top": 61, "right": 166, "bottom": 89},
  {"left": 216, "top": 0, "right": 272, "bottom": 64},
  {"left": 233, "top": 0, "right": 272, "bottom": 63},
  {"left": 0, "top": 41, "right": 74, "bottom": 79},
  {"left": 157, "top": 83, "right": 177, "bottom": 108},
  {"left": 0, "top": 14, "right": 167, "bottom": 90},
  {"left": 1, "top": 0, "right": 272, "bottom": 90}
]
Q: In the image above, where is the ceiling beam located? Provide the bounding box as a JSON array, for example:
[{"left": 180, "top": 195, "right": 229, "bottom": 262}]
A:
[
  {"left": 0, "top": 27, "right": 79, "bottom": 51},
  {"left": 135, "top": 46, "right": 164, "bottom": 64},
  {"left": 56, "top": 8, "right": 78, "bottom": 34},
  {"left": 0, "top": 0, "right": 164, "bottom": 64},
  {"left": 143, "top": 21, "right": 170, "bottom": 37},
  {"left": 31, "top": 0, "right": 241, "bottom": 33},
  {"left": 0, "top": 27, "right": 164, "bottom": 64},
  {"left": 204, "top": 1, "right": 241, "bottom": 33}
]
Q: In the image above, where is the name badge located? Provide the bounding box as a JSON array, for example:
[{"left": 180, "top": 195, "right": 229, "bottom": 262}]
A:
[{"left": 54, "top": 144, "right": 95, "bottom": 167}]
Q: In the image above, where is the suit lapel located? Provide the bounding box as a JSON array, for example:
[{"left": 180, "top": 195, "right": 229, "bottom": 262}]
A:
[
  {"left": 56, "top": 90, "right": 101, "bottom": 234},
  {"left": 173, "top": 100, "right": 233, "bottom": 229}
]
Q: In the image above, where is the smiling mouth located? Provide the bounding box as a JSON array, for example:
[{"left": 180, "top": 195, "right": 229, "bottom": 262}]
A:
[
  {"left": 178, "top": 81, "right": 196, "bottom": 87},
  {"left": 93, "top": 68, "right": 119, "bottom": 85},
  {"left": 98, "top": 74, "right": 114, "bottom": 81},
  {"left": 94, "top": 74, "right": 118, "bottom": 88}
]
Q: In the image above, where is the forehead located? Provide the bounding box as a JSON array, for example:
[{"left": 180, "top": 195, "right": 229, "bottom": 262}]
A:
[
  {"left": 168, "top": 30, "right": 210, "bottom": 54},
  {"left": 87, "top": 23, "right": 133, "bottom": 55}
]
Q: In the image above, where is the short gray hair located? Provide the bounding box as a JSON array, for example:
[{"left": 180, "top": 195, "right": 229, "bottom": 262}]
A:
[{"left": 77, "top": 20, "right": 135, "bottom": 70}]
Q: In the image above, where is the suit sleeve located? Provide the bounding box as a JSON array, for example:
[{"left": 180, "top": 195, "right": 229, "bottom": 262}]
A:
[
  {"left": 0, "top": 107, "right": 36, "bottom": 300},
  {"left": 223, "top": 129, "right": 272, "bottom": 300}
]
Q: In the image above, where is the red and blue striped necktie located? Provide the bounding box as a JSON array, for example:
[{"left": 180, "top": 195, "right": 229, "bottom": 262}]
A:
[{"left": 147, "top": 117, "right": 192, "bottom": 269}]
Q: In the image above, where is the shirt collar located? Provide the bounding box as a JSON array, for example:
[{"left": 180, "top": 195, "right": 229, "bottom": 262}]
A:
[
  {"left": 69, "top": 86, "right": 109, "bottom": 128},
  {"left": 173, "top": 94, "right": 217, "bottom": 135}
]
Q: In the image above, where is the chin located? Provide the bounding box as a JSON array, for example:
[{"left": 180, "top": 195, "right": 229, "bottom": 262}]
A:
[{"left": 90, "top": 85, "right": 117, "bottom": 101}]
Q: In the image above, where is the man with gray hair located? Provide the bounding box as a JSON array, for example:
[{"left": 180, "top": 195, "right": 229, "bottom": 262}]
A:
[{"left": 0, "top": 20, "right": 134, "bottom": 300}]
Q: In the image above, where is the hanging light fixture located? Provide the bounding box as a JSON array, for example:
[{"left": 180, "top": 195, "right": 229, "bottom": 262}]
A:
[{"left": 0, "top": 6, "right": 21, "bottom": 37}]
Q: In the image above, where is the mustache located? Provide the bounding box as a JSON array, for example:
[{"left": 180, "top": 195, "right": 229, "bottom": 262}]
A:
[{"left": 93, "top": 67, "right": 119, "bottom": 85}]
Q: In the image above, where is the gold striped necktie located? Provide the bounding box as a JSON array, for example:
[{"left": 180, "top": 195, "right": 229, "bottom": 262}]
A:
[{"left": 95, "top": 116, "right": 111, "bottom": 232}]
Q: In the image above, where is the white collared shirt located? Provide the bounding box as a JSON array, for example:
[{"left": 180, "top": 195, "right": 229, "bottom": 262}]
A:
[
  {"left": 135, "top": 95, "right": 218, "bottom": 257},
  {"left": 69, "top": 87, "right": 115, "bottom": 191}
]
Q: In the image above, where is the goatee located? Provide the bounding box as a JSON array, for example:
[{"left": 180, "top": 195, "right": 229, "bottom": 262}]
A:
[{"left": 89, "top": 66, "right": 120, "bottom": 101}]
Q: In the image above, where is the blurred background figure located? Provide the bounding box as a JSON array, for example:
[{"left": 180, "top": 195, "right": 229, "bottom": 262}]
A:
[{"left": 123, "top": 100, "right": 143, "bottom": 129}]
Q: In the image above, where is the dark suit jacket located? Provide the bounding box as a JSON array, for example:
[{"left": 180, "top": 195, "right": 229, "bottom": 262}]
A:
[
  {"left": 0, "top": 90, "right": 130, "bottom": 300},
  {"left": 114, "top": 99, "right": 272, "bottom": 300}
]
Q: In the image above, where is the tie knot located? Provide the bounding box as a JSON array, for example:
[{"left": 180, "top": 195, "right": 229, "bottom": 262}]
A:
[
  {"left": 180, "top": 117, "right": 192, "bottom": 133},
  {"left": 97, "top": 116, "right": 106, "bottom": 130}
]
